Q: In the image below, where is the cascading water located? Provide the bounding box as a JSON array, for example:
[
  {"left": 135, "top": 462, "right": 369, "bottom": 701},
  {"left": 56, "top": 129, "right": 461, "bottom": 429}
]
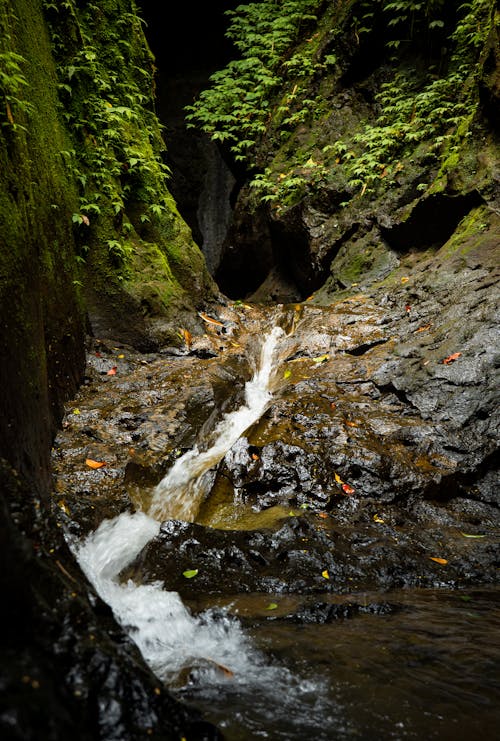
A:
[
  {"left": 149, "top": 324, "right": 285, "bottom": 522},
  {"left": 72, "top": 326, "right": 288, "bottom": 682}
]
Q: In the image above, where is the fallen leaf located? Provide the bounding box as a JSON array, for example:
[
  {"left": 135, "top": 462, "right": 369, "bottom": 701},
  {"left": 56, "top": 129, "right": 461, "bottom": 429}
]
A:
[
  {"left": 182, "top": 569, "right": 198, "bottom": 579},
  {"left": 283, "top": 369, "right": 292, "bottom": 379},
  {"left": 330, "top": 402, "right": 337, "bottom": 410},
  {"left": 205, "top": 658, "right": 234, "bottom": 678},
  {"left": 459, "top": 532, "right": 486, "bottom": 539},
  {"left": 251, "top": 453, "right": 260, "bottom": 461},
  {"left": 345, "top": 420, "right": 358, "bottom": 428},
  {"left": 373, "top": 514, "right": 385, "bottom": 523},
  {"left": 178, "top": 327, "right": 192, "bottom": 350},
  {"left": 117, "top": 353, "right": 125, "bottom": 359},
  {"left": 317, "top": 512, "right": 329, "bottom": 519},
  {"left": 73, "top": 408, "right": 81, "bottom": 415},
  {"left": 85, "top": 459, "right": 106, "bottom": 469},
  {"left": 334, "top": 472, "right": 344, "bottom": 484},
  {"left": 198, "top": 311, "right": 224, "bottom": 327},
  {"left": 312, "top": 353, "right": 329, "bottom": 363},
  {"left": 107, "top": 366, "right": 117, "bottom": 375},
  {"left": 81, "top": 214, "right": 90, "bottom": 226},
  {"left": 299, "top": 503, "right": 310, "bottom": 509},
  {"left": 341, "top": 484, "right": 355, "bottom": 495},
  {"left": 95, "top": 352, "right": 102, "bottom": 357},
  {"left": 322, "top": 569, "right": 330, "bottom": 579},
  {"left": 405, "top": 304, "right": 411, "bottom": 313},
  {"left": 266, "top": 602, "right": 278, "bottom": 610},
  {"left": 429, "top": 557, "right": 448, "bottom": 565},
  {"left": 401, "top": 276, "right": 409, "bottom": 283},
  {"left": 443, "top": 352, "right": 461, "bottom": 365},
  {"left": 415, "top": 324, "right": 432, "bottom": 333}
]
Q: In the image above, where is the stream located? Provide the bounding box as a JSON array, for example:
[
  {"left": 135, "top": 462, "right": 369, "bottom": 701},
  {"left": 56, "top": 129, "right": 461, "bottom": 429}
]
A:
[{"left": 54, "top": 298, "right": 500, "bottom": 740}]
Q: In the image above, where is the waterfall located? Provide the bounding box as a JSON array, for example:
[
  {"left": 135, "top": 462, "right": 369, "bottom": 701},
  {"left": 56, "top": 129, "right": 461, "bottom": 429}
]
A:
[
  {"left": 149, "top": 325, "right": 285, "bottom": 522},
  {"left": 72, "top": 326, "right": 286, "bottom": 683}
]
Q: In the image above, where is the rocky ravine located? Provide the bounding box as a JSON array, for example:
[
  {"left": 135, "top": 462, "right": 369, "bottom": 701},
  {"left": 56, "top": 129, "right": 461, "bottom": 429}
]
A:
[{"left": 53, "top": 214, "right": 499, "bottom": 616}]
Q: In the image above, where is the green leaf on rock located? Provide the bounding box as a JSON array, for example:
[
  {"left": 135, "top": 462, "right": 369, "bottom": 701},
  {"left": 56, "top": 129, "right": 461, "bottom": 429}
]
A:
[
  {"left": 266, "top": 602, "right": 278, "bottom": 610},
  {"left": 459, "top": 532, "right": 486, "bottom": 539},
  {"left": 182, "top": 569, "right": 199, "bottom": 579}
]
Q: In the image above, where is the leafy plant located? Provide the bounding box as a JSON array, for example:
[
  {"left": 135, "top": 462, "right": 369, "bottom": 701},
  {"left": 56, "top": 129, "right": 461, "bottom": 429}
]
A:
[{"left": 185, "top": 0, "right": 322, "bottom": 162}]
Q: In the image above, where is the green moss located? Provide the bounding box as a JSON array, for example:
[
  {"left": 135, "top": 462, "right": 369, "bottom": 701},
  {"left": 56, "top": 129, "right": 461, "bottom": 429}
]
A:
[{"left": 438, "top": 206, "right": 491, "bottom": 257}]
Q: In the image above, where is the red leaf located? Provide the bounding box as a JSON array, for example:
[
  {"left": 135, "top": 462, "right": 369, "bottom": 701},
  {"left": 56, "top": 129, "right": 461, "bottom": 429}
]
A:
[
  {"left": 405, "top": 304, "right": 411, "bottom": 313},
  {"left": 341, "top": 483, "right": 355, "bottom": 495},
  {"left": 107, "top": 366, "right": 117, "bottom": 375},
  {"left": 95, "top": 352, "right": 102, "bottom": 357},
  {"left": 443, "top": 352, "right": 461, "bottom": 365}
]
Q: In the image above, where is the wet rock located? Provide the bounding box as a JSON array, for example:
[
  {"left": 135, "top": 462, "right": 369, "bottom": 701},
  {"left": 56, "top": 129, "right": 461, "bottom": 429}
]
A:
[
  {"left": 0, "top": 462, "right": 221, "bottom": 741},
  {"left": 123, "top": 507, "right": 500, "bottom": 598}
]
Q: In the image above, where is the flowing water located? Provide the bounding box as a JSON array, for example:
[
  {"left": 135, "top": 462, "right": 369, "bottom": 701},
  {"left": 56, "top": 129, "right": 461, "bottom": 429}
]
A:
[
  {"left": 72, "top": 322, "right": 500, "bottom": 739},
  {"left": 149, "top": 325, "right": 285, "bottom": 522}
]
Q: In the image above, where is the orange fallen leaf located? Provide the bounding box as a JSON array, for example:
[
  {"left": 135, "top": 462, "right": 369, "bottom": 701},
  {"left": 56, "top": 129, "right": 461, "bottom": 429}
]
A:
[
  {"left": 405, "top": 304, "right": 411, "bottom": 313},
  {"left": 429, "top": 557, "right": 448, "bottom": 565},
  {"left": 345, "top": 420, "right": 358, "bottom": 428},
  {"left": 251, "top": 453, "right": 260, "bottom": 461},
  {"left": 317, "top": 512, "right": 329, "bottom": 519},
  {"left": 330, "top": 402, "right": 337, "bottom": 410},
  {"left": 341, "top": 483, "right": 355, "bottom": 495},
  {"left": 198, "top": 312, "right": 224, "bottom": 327},
  {"left": 85, "top": 459, "right": 107, "bottom": 469},
  {"left": 415, "top": 324, "right": 432, "bottom": 333},
  {"left": 401, "top": 276, "right": 409, "bottom": 284},
  {"left": 178, "top": 328, "right": 192, "bottom": 350},
  {"left": 107, "top": 366, "right": 117, "bottom": 375},
  {"left": 443, "top": 352, "right": 461, "bottom": 365}
]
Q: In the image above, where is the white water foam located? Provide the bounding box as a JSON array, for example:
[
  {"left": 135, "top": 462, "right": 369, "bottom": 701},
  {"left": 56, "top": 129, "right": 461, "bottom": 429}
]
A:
[
  {"left": 149, "top": 325, "right": 285, "bottom": 522},
  {"left": 74, "top": 510, "right": 257, "bottom": 682}
]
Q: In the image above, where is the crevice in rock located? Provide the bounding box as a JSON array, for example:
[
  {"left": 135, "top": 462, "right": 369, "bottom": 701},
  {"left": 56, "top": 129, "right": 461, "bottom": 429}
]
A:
[
  {"left": 374, "top": 381, "right": 421, "bottom": 413},
  {"left": 345, "top": 338, "right": 388, "bottom": 356}
]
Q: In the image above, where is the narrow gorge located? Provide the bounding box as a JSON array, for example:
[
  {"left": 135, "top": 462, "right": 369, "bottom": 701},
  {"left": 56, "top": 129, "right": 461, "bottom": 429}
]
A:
[{"left": 1, "top": 1, "right": 499, "bottom": 739}]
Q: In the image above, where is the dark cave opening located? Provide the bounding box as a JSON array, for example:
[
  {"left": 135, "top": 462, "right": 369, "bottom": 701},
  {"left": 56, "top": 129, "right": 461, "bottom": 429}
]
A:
[{"left": 137, "top": 1, "right": 242, "bottom": 280}]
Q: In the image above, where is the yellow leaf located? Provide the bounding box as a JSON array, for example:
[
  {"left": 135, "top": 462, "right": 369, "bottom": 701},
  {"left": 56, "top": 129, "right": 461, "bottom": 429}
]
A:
[
  {"left": 334, "top": 473, "right": 344, "bottom": 484},
  {"left": 312, "top": 354, "right": 329, "bottom": 363},
  {"left": 322, "top": 569, "right": 330, "bottom": 579},
  {"left": 429, "top": 557, "right": 448, "bottom": 565},
  {"left": 73, "top": 408, "right": 81, "bottom": 415},
  {"left": 401, "top": 276, "right": 409, "bottom": 284},
  {"left": 266, "top": 602, "right": 278, "bottom": 610},
  {"left": 373, "top": 514, "right": 385, "bottom": 523},
  {"left": 283, "top": 369, "right": 292, "bottom": 379},
  {"left": 117, "top": 353, "right": 125, "bottom": 359}
]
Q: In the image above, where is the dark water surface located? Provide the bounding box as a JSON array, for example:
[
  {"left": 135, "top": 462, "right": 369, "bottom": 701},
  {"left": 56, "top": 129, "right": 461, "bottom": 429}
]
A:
[{"left": 179, "top": 587, "right": 500, "bottom": 740}]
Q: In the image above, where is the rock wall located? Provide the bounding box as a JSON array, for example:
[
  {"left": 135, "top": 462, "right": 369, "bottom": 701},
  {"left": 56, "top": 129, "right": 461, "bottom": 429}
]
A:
[{"left": 0, "top": 1, "right": 220, "bottom": 737}]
